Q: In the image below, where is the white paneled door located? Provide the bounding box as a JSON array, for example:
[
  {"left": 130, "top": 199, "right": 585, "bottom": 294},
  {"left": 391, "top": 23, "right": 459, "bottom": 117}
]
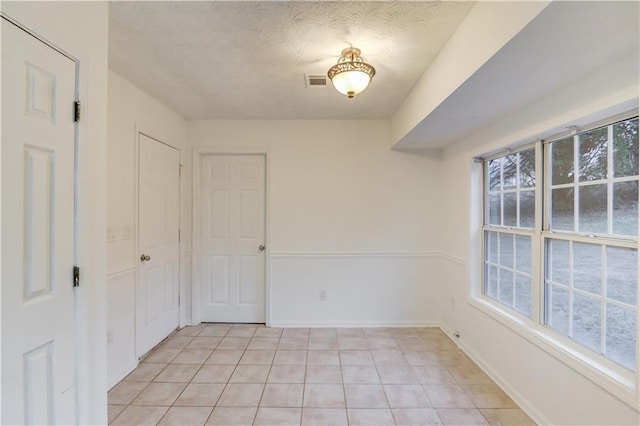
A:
[
  {"left": 1, "top": 18, "right": 77, "bottom": 425},
  {"left": 137, "top": 134, "right": 180, "bottom": 357},
  {"left": 201, "top": 155, "right": 266, "bottom": 323}
]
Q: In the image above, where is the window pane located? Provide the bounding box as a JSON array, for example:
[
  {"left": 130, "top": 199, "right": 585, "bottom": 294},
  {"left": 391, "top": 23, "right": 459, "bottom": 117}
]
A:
[
  {"left": 503, "top": 154, "right": 517, "bottom": 189},
  {"left": 548, "top": 239, "right": 570, "bottom": 285},
  {"left": 499, "top": 233, "right": 513, "bottom": 268},
  {"left": 606, "top": 247, "right": 637, "bottom": 306},
  {"left": 613, "top": 118, "right": 639, "bottom": 178},
  {"left": 546, "top": 283, "right": 569, "bottom": 335},
  {"left": 515, "top": 274, "right": 531, "bottom": 317},
  {"left": 485, "top": 231, "right": 498, "bottom": 264},
  {"left": 578, "top": 127, "right": 608, "bottom": 182},
  {"left": 573, "top": 242, "right": 602, "bottom": 296},
  {"left": 573, "top": 292, "right": 601, "bottom": 352},
  {"left": 613, "top": 180, "right": 638, "bottom": 237},
  {"left": 519, "top": 190, "right": 535, "bottom": 228},
  {"left": 606, "top": 304, "right": 637, "bottom": 370},
  {"left": 515, "top": 235, "right": 531, "bottom": 274},
  {"left": 488, "top": 158, "right": 501, "bottom": 190},
  {"left": 552, "top": 137, "right": 574, "bottom": 185},
  {"left": 578, "top": 184, "right": 608, "bottom": 234},
  {"left": 499, "top": 268, "right": 513, "bottom": 306},
  {"left": 486, "top": 265, "right": 498, "bottom": 299},
  {"left": 519, "top": 148, "right": 535, "bottom": 188},
  {"left": 551, "top": 188, "right": 574, "bottom": 231},
  {"left": 489, "top": 194, "right": 501, "bottom": 225},
  {"left": 504, "top": 193, "right": 517, "bottom": 226}
]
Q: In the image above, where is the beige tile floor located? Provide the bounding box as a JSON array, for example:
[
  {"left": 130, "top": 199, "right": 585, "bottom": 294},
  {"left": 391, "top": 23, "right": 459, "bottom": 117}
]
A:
[{"left": 108, "top": 324, "right": 536, "bottom": 426}]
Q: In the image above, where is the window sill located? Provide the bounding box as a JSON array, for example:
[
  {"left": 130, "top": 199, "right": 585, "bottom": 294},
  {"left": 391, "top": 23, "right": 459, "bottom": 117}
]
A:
[{"left": 468, "top": 295, "right": 638, "bottom": 410}]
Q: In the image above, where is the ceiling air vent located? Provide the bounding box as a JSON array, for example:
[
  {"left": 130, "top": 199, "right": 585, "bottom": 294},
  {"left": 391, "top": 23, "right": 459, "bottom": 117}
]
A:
[{"left": 305, "top": 74, "right": 328, "bottom": 88}]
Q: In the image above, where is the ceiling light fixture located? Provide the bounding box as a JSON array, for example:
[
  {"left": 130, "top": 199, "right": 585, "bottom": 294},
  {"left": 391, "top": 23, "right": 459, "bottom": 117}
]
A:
[{"left": 327, "top": 47, "right": 376, "bottom": 99}]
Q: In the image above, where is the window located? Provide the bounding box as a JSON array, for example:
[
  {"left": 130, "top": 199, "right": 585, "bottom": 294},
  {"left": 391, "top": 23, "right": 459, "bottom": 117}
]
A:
[
  {"left": 484, "top": 147, "right": 536, "bottom": 317},
  {"left": 482, "top": 115, "right": 639, "bottom": 373}
]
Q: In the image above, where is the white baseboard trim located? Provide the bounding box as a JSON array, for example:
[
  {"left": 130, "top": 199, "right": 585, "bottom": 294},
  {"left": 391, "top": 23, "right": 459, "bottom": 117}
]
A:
[
  {"left": 269, "top": 320, "right": 441, "bottom": 328},
  {"left": 108, "top": 358, "right": 138, "bottom": 390},
  {"left": 439, "top": 323, "right": 551, "bottom": 426},
  {"left": 180, "top": 319, "right": 196, "bottom": 328}
]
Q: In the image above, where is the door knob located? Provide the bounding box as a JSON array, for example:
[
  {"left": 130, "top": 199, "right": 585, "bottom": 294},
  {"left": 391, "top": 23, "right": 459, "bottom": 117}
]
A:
[
  {"left": 140, "top": 254, "right": 151, "bottom": 262},
  {"left": 258, "top": 245, "right": 265, "bottom": 252}
]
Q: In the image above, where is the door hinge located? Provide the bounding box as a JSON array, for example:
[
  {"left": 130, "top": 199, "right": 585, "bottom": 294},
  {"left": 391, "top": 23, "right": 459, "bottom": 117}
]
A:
[
  {"left": 73, "top": 266, "right": 80, "bottom": 287},
  {"left": 178, "top": 294, "right": 181, "bottom": 306},
  {"left": 178, "top": 229, "right": 181, "bottom": 241},
  {"left": 74, "top": 100, "right": 81, "bottom": 122}
]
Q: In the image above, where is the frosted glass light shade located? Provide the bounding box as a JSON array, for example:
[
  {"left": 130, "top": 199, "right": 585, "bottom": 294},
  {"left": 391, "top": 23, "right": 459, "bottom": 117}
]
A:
[
  {"left": 327, "top": 47, "right": 376, "bottom": 99},
  {"left": 330, "top": 70, "right": 372, "bottom": 98}
]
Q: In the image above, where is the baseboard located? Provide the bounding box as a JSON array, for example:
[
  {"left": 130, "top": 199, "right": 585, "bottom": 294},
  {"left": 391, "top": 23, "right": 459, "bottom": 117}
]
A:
[
  {"left": 108, "top": 358, "right": 138, "bottom": 390},
  {"left": 269, "top": 320, "right": 441, "bottom": 328},
  {"left": 180, "top": 319, "right": 195, "bottom": 328},
  {"left": 439, "top": 323, "right": 551, "bottom": 426}
]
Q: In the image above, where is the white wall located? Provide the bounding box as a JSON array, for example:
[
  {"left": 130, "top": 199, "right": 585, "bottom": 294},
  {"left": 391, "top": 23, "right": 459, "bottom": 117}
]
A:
[
  {"left": 190, "top": 120, "right": 443, "bottom": 327},
  {"left": 106, "top": 70, "right": 189, "bottom": 387},
  {"left": 5, "top": 1, "right": 636, "bottom": 424},
  {"left": 0, "top": 1, "right": 109, "bottom": 423},
  {"left": 438, "top": 55, "right": 640, "bottom": 424}
]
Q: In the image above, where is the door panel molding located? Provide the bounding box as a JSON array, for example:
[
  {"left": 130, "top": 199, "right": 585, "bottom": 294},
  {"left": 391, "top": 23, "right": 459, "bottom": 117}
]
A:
[
  {"left": 200, "top": 154, "right": 264, "bottom": 322},
  {"left": 134, "top": 129, "right": 186, "bottom": 334},
  {"left": 1, "top": 17, "right": 78, "bottom": 424},
  {"left": 135, "top": 132, "right": 181, "bottom": 357},
  {"left": 192, "top": 147, "right": 271, "bottom": 326}
]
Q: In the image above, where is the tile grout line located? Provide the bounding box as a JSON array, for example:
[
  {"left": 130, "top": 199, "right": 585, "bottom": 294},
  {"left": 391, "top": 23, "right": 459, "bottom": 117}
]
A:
[
  {"left": 155, "top": 326, "right": 211, "bottom": 425},
  {"left": 209, "top": 324, "right": 258, "bottom": 425},
  {"left": 338, "top": 334, "right": 349, "bottom": 426},
  {"left": 299, "top": 341, "right": 308, "bottom": 426},
  {"left": 109, "top": 325, "right": 532, "bottom": 426},
  {"left": 165, "top": 325, "right": 225, "bottom": 426},
  {"left": 109, "top": 338, "right": 191, "bottom": 424},
  {"left": 252, "top": 326, "right": 280, "bottom": 425}
]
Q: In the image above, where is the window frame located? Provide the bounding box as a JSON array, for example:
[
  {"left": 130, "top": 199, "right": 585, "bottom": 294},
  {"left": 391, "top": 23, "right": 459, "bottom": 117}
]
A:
[
  {"left": 482, "top": 142, "right": 541, "bottom": 321},
  {"left": 542, "top": 116, "right": 639, "bottom": 372},
  {"left": 475, "top": 111, "right": 639, "bottom": 408}
]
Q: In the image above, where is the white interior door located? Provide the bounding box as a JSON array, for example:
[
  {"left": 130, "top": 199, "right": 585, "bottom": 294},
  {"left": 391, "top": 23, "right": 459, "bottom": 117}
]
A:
[
  {"left": 1, "top": 18, "right": 77, "bottom": 425},
  {"left": 137, "top": 134, "right": 180, "bottom": 357},
  {"left": 201, "top": 155, "right": 266, "bottom": 323}
]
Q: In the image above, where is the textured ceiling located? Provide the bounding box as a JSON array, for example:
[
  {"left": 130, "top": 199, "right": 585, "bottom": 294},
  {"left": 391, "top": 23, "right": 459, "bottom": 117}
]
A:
[{"left": 109, "top": 1, "right": 473, "bottom": 120}]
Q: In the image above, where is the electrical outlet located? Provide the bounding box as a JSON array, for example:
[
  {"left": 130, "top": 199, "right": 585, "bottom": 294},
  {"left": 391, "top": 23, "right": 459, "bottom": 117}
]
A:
[
  {"left": 107, "top": 228, "right": 117, "bottom": 242},
  {"left": 319, "top": 290, "right": 327, "bottom": 301}
]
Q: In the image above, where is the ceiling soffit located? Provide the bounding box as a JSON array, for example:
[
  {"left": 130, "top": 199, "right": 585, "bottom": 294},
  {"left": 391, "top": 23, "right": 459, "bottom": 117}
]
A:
[{"left": 393, "top": 0, "right": 640, "bottom": 149}]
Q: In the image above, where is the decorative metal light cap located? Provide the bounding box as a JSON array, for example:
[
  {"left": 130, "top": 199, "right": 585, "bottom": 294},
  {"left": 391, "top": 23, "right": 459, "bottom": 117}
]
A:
[{"left": 327, "top": 47, "right": 376, "bottom": 99}]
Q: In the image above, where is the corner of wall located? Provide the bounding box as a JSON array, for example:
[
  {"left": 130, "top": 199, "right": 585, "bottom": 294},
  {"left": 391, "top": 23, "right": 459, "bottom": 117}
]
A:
[{"left": 106, "top": 69, "right": 191, "bottom": 388}]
